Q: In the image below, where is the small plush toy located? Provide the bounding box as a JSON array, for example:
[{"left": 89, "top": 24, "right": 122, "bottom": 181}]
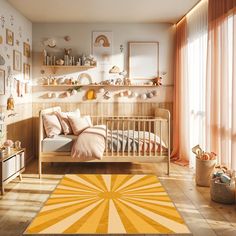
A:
[
  {"left": 115, "top": 78, "right": 123, "bottom": 85},
  {"left": 153, "top": 77, "right": 162, "bottom": 86},
  {"left": 123, "top": 77, "right": 131, "bottom": 86}
]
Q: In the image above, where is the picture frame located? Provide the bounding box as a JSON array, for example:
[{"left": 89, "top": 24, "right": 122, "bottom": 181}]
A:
[
  {"left": 0, "top": 69, "right": 5, "bottom": 95},
  {"left": 13, "top": 50, "right": 22, "bottom": 71},
  {"left": 6, "top": 29, "right": 14, "bottom": 46},
  {"left": 24, "top": 63, "right": 30, "bottom": 81},
  {"left": 128, "top": 41, "right": 159, "bottom": 80},
  {"left": 23, "top": 42, "right": 30, "bottom": 58}
]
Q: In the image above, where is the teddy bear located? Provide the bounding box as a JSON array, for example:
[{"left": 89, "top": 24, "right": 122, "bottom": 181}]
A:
[{"left": 153, "top": 77, "right": 162, "bottom": 86}]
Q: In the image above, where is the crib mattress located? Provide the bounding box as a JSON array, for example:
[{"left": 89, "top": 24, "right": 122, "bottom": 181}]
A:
[{"left": 42, "top": 135, "right": 77, "bottom": 152}]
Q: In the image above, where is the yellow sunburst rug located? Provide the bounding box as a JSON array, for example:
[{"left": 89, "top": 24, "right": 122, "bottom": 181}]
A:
[{"left": 24, "top": 174, "right": 191, "bottom": 235}]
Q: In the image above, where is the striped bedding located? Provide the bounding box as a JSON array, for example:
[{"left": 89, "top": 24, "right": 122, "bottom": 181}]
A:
[{"left": 71, "top": 125, "right": 166, "bottom": 160}]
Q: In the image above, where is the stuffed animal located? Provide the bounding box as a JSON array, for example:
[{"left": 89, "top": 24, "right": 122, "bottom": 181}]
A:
[
  {"left": 153, "top": 77, "right": 162, "bottom": 86},
  {"left": 123, "top": 77, "right": 131, "bottom": 86},
  {"left": 115, "top": 78, "right": 123, "bottom": 85}
]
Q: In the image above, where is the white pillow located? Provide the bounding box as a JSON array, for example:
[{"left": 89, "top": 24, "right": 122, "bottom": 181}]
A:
[
  {"left": 68, "top": 115, "right": 92, "bottom": 135},
  {"left": 43, "top": 114, "right": 62, "bottom": 138}
]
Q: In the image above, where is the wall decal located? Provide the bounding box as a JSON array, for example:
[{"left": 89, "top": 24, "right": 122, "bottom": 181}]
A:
[
  {"left": 0, "top": 69, "right": 5, "bottom": 95},
  {"left": 0, "top": 15, "right": 5, "bottom": 28},
  {"left": 13, "top": 50, "right": 22, "bottom": 71},
  {"left": 92, "top": 31, "right": 112, "bottom": 65},
  {"left": 0, "top": 55, "right": 5, "bottom": 65},
  {"left": 64, "top": 36, "right": 71, "bottom": 42},
  {"left": 23, "top": 42, "right": 30, "bottom": 58},
  {"left": 0, "top": 35, "right": 3, "bottom": 44},
  {"left": 18, "top": 26, "right": 22, "bottom": 38},
  {"left": 120, "top": 44, "right": 124, "bottom": 52},
  {"left": 10, "top": 15, "right": 14, "bottom": 26},
  {"left": 6, "top": 29, "right": 14, "bottom": 46}
]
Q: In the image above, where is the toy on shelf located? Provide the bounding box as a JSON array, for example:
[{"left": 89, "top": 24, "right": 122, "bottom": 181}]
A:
[{"left": 153, "top": 76, "right": 162, "bottom": 86}]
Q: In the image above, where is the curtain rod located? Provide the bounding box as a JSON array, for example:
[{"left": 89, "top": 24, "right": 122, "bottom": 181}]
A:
[{"left": 176, "top": 0, "right": 204, "bottom": 25}]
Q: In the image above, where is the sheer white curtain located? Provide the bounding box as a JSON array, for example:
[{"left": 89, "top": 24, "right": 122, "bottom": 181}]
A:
[
  {"left": 206, "top": 0, "right": 236, "bottom": 170},
  {"left": 186, "top": 0, "right": 208, "bottom": 168}
]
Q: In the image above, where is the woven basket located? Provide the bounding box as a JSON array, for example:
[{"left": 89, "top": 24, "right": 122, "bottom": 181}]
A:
[
  {"left": 210, "top": 178, "right": 235, "bottom": 204},
  {"left": 195, "top": 158, "right": 216, "bottom": 187}
]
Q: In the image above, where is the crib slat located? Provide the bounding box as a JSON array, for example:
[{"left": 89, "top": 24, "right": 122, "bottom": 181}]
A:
[
  {"left": 106, "top": 120, "right": 108, "bottom": 156},
  {"left": 138, "top": 121, "right": 140, "bottom": 157},
  {"left": 117, "top": 120, "right": 119, "bottom": 156},
  {"left": 160, "top": 120, "right": 163, "bottom": 156},
  {"left": 155, "top": 120, "right": 157, "bottom": 157},
  {"left": 128, "top": 120, "right": 130, "bottom": 157},
  {"left": 149, "top": 121, "right": 151, "bottom": 156},
  {"left": 111, "top": 120, "right": 113, "bottom": 157},
  {"left": 133, "top": 121, "right": 135, "bottom": 156},
  {"left": 143, "top": 121, "right": 145, "bottom": 156},
  {"left": 122, "top": 120, "right": 125, "bottom": 157}
]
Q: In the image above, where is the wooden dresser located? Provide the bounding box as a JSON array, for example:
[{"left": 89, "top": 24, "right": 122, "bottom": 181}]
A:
[{"left": 0, "top": 148, "right": 25, "bottom": 195}]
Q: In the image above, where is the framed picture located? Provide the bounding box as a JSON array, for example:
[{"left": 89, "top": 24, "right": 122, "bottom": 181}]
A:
[
  {"left": 23, "top": 42, "right": 30, "bottom": 58},
  {"left": 24, "top": 63, "right": 30, "bottom": 80},
  {"left": 6, "top": 29, "right": 14, "bottom": 46},
  {"left": 92, "top": 31, "right": 112, "bottom": 65},
  {"left": 128, "top": 41, "right": 159, "bottom": 80},
  {"left": 13, "top": 50, "right": 22, "bottom": 71},
  {"left": 0, "top": 69, "right": 5, "bottom": 95}
]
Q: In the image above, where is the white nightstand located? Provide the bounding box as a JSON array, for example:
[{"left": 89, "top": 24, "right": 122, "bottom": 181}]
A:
[{"left": 0, "top": 148, "right": 25, "bottom": 195}]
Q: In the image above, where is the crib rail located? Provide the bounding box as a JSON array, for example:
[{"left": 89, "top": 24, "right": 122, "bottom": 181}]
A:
[{"left": 101, "top": 117, "right": 169, "bottom": 159}]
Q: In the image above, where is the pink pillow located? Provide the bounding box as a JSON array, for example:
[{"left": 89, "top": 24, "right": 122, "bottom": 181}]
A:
[
  {"left": 56, "top": 109, "right": 81, "bottom": 135},
  {"left": 43, "top": 114, "right": 62, "bottom": 138},
  {"left": 68, "top": 115, "right": 92, "bottom": 135},
  {"left": 56, "top": 112, "right": 73, "bottom": 135}
]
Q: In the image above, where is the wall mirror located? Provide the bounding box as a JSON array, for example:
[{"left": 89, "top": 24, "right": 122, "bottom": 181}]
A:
[{"left": 128, "top": 41, "right": 159, "bottom": 80}]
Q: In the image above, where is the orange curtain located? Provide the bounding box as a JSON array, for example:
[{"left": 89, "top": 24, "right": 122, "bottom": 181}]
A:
[
  {"left": 206, "top": 0, "right": 236, "bottom": 169},
  {"left": 172, "top": 17, "right": 189, "bottom": 165}
]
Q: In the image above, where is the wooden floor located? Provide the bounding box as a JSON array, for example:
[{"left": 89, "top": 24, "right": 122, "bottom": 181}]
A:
[{"left": 0, "top": 160, "right": 236, "bottom": 236}]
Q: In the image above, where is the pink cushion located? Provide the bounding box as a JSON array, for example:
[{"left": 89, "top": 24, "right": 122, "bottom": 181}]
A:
[
  {"left": 56, "top": 109, "right": 81, "bottom": 135},
  {"left": 56, "top": 112, "right": 73, "bottom": 135},
  {"left": 43, "top": 114, "right": 62, "bottom": 138},
  {"left": 68, "top": 115, "right": 92, "bottom": 135}
]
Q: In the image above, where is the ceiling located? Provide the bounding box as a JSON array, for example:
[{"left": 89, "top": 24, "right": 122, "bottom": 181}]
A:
[{"left": 7, "top": 0, "right": 200, "bottom": 24}]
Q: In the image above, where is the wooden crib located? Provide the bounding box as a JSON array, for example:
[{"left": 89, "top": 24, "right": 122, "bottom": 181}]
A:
[{"left": 38, "top": 107, "right": 170, "bottom": 177}]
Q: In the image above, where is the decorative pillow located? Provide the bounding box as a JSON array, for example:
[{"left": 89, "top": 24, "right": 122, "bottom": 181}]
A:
[
  {"left": 56, "top": 109, "right": 81, "bottom": 135},
  {"left": 56, "top": 112, "right": 73, "bottom": 135},
  {"left": 43, "top": 114, "right": 62, "bottom": 138},
  {"left": 68, "top": 115, "right": 92, "bottom": 135}
]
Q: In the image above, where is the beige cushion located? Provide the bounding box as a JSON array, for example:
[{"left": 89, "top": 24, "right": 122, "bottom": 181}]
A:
[
  {"left": 43, "top": 114, "right": 62, "bottom": 138},
  {"left": 68, "top": 115, "right": 92, "bottom": 135}
]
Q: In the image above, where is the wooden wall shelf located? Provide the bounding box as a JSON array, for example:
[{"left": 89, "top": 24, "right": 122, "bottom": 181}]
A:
[
  {"left": 43, "top": 65, "right": 96, "bottom": 73},
  {"left": 37, "top": 84, "right": 158, "bottom": 88}
]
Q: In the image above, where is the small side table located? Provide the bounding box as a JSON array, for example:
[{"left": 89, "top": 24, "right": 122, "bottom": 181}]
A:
[{"left": 0, "top": 148, "right": 25, "bottom": 195}]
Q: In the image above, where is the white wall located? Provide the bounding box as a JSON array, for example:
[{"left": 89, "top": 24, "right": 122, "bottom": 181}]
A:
[
  {"left": 0, "top": 0, "right": 32, "bottom": 106},
  {"left": 32, "top": 23, "right": 175, "bottom": 103}
]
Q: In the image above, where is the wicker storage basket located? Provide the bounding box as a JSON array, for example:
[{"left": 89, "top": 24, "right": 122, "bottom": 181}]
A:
[
  {"left": 210, "top": 178, "right": 235, "bottom": 204},
  {"left": 195, "top": 158, "right": 216, "bottom": 187}
]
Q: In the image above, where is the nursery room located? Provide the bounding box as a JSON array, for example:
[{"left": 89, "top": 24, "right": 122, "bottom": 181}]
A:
[{"left": 0, "top": 0, "right": 236, "bottom": 235}]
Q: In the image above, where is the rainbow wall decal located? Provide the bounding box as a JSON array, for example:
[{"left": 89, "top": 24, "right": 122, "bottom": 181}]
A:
[{"left": 94, "top": 34, "right": 110, "bottom": 47}]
